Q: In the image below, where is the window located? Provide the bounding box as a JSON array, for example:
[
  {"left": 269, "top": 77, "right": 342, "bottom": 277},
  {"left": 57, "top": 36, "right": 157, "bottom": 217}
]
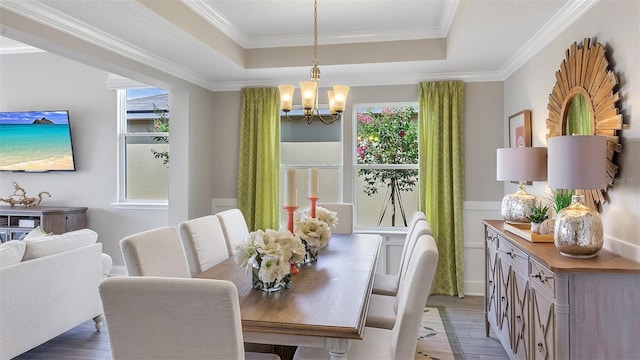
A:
[
  {"left": 116, "top": 88, "right": 169, "bottom": 205},
  {"left": 280, "top": 110, "right": 342, "bottom": 221},
  {"left": 354, "top": 103, "right": 419, "bottom": 228}
]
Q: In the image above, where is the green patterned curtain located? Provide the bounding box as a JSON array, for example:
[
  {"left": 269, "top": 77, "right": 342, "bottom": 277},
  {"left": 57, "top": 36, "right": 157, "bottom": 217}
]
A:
[
  {"left": 418, "top": 81, "right": 465, "bottom": 297},
  {"left": 237, "top": 88, "right": 280, "bottom": 231}
]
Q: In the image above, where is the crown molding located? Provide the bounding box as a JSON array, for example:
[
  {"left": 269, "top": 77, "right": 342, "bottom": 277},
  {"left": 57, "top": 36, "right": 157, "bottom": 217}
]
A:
[
  {"left": 439, "top": 0, "right": 460, "bottom": 36},
  {"left": 500, "top": 0, "right": 600, "bottom": 79},
  {"left": 182, "top": 1, "right": 445, "bottom": 49},
  {"left": 0, "top": 0, "right": 215, "bottom": 91}
]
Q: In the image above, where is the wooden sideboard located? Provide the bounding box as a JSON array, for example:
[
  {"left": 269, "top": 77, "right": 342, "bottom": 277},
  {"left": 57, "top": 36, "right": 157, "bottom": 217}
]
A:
[
  {"left": 0, "top": 206, "right": 87, "bottom": 242},
  {"left": 483, "top": 219, "right": 640, "bottom": 360}
]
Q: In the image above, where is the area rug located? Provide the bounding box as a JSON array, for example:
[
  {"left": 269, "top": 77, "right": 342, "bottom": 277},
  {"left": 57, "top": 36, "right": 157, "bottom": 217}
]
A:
[{"left": 415, "top": 306, "right": 465, "bottom": 360}]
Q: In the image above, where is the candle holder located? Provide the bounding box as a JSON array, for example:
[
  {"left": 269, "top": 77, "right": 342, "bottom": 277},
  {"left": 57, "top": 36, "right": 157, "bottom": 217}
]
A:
[
  {"left": 284, "top": 205, "right": 300, "bottom": 274},
  {"left": 283, "top": 205, "right": 299, "bottom": 233},
  {"left": 308, "top": 196, "right": 319, "bottom": 218}
]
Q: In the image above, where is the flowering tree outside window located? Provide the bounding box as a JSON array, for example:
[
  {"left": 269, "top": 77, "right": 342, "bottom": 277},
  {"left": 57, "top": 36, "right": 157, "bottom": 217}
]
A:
[
  {"left": 150, "top": 105, "right": 169, "bottom": 166},
  {"left": 356, "top": 106, "right": 418, "bottom": 226}
]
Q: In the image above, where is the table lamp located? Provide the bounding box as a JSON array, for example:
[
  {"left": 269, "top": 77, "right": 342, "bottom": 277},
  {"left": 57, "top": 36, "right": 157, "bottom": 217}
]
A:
[
  {"left": 496, "top": 147, "right": 548, "bottom": 223},
  {"left": 547, "top": 135, "right": 607, "bottom": 258}
]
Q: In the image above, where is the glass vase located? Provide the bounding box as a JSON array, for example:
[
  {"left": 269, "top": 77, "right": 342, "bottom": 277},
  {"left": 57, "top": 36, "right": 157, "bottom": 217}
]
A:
[
  {"left": 251, "top": 263, "right": 291, "bottom": 292},
  {"left": 302, "top": 239, "right": 318, "bottom": 263}
]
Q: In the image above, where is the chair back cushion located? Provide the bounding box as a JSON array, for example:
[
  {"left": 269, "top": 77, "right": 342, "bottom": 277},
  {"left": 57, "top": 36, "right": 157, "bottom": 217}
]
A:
[
  {"left": 396, "top": 219, "right": 431, "bottom": 289},
  {"left": 391, "top": 234, "right": 439, "bottom": 359},
  {"left": 100, "top": 276, "right": 245, "bottom": 360},
  {"left": 317, "top": 203, "right": 353, "bottom": 234},
  {"left": 179, "top": 215, "right": 229, "bottom": 276},
  {"left": 215, "top": 209, "right": 250, "bottom": 256},
  {"left": 120, "top": 226, "right": 190, "bottom": 278}
]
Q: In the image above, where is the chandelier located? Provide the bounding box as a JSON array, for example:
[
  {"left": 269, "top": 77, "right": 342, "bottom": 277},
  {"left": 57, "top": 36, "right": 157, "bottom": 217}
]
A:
[{"left": 278, "top": 0, "right": 350, "bottom": 125}]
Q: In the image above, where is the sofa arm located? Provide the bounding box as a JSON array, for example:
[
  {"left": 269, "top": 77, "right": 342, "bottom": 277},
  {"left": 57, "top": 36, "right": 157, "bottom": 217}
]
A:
[{"left": 101, "top": 253, "right": 113, "bottom": 279}]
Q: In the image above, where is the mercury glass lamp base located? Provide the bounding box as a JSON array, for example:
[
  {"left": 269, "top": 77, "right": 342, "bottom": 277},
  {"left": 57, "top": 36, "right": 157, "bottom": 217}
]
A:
[
  {"left": 501, "top": 189, "right": 537, "bottom": 224},
  {"left": 554, "top": 194, "right": 603, "bottom": 258}
]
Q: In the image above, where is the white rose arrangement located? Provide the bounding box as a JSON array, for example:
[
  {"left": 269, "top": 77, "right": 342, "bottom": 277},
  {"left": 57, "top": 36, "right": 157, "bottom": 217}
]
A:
[
  {"left": 234, "top": 228, "right": 305, "bottom": 290},
  {"left": 294, "top": 210, "right": 334, "bottom": 249}
]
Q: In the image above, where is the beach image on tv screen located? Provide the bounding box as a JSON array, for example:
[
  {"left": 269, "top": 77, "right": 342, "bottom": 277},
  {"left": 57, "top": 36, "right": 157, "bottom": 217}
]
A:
[{"left": 0, "top": 110, "right": 76, "bottom": 171}]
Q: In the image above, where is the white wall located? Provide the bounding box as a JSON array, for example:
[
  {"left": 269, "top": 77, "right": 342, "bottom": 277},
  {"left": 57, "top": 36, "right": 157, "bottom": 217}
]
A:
[
  {"left": 0, "top": 52, "right": 221, "bottom": 268},
  {"left": 0, "top": 52, "right": 167, "bottom": 262},
  {"left": 504, "top": 0, "right": 640, "bottom": 261}
]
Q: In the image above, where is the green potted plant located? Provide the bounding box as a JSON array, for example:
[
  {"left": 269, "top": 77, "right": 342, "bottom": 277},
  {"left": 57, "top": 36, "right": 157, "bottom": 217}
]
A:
[
  {"left": 548, "top": 189, "right": 575, "bottom": 216},
  {"left": 528, "top": 203, "right": 549, "bottom": 233}
]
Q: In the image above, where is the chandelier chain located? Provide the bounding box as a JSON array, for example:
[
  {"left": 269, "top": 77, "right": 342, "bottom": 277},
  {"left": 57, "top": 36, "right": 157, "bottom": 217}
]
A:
[{"left": 313, "top": 0, "right": 318, "bottom": 67}]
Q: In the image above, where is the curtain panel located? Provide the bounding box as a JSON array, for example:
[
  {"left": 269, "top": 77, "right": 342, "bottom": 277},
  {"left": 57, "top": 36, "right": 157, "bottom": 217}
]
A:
[
  {"left": 237, "top": 88, "right": 280, "bottom": 231},
  {"left": 418, "top": 80, "right": 465, "bottom": 297}
]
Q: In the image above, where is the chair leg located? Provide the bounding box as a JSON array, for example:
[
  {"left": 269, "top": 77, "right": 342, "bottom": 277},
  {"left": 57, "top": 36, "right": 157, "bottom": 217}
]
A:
[{"left": 93, "top": 314, "right": 104, "bottom": 331}]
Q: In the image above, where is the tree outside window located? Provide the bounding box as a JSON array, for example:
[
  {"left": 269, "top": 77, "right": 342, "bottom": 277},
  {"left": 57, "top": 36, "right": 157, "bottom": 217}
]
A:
[{"left": 355, "top": 105, "right": 418, "bottom": 227}]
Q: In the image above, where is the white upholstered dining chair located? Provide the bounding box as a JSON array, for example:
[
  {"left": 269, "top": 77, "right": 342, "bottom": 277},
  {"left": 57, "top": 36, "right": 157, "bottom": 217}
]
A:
[
  {"left": 215, "top": 209, "right": 250, "bottom": 256},
  {"left": 372, "top": 211, "right": 431, "bottom": 296},
  {"left": 317, "top": 202, "right": 353, "bottom": 234},
  {"left": 119, "top": 226, "right": 190, "bottom": 278},
  {"left": 294, "top": 234, "right": 439, "bottom": 360},
  {"left": 99, "top": 276, "right": 280, "bottom": 360},
  {"left": 179, "top": 215, "right": 230, "bottom": 276}
]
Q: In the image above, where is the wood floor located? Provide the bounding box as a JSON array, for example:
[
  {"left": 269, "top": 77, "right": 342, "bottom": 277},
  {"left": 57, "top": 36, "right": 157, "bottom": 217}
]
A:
[{"left": 15, "top": 295, "right": 509, "bottom": 360}]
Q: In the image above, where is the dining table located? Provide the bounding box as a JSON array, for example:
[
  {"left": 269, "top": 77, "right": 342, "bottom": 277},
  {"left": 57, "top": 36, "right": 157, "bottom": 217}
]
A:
[{"left": 195, "top": 233, "right": 382, "bottom": 360}]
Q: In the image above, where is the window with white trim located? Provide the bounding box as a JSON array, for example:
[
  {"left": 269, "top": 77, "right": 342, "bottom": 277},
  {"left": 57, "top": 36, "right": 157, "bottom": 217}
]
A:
[
  {"left": 116, "top": 88, "right": 169, "bottom": 204},
  {"left": 280, "top": 110, "right": 342, "bottom": 222},
  {"left": 354, "top": 103, "right": 419, "bottom": 229}
]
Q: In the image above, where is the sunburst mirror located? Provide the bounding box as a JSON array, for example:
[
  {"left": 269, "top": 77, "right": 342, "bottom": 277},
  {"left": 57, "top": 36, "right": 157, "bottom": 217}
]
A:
[{"left": 546, "top": 38, "right": 622, "bottom": 211}]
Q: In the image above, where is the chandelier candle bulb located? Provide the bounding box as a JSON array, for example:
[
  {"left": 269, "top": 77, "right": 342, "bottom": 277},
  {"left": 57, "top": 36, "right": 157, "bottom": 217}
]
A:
[
  {"left": 332, "top": 85, "right": 350, "bottom": 112},
  {"left": 300, "top": 81, "right": 317, "bottom": 110},
  {"left": 286, "top": 169, "right": 297, "bottom": 207},
  {"left": 328, "top": 91, "right": 336, "bottom": 114},
  {"left": 278, "top": 85, "right": 294, "bottom": 111}
]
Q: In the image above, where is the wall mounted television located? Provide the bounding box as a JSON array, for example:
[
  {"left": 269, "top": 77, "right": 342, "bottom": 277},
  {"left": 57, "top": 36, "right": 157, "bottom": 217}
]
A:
[{"left": 0, "top": 110, "right": 77, "bottom": 172}]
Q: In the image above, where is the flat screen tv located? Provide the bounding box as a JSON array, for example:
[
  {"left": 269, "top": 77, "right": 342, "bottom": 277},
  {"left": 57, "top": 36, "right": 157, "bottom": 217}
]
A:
[{"left": 0, "top": 110, "right": 76, "bottom": 172}]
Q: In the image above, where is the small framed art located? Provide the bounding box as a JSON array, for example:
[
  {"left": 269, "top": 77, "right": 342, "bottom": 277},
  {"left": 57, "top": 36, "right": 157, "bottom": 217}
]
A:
[{"left": 508, "top": 110, "right": 532, "bottom": 148}]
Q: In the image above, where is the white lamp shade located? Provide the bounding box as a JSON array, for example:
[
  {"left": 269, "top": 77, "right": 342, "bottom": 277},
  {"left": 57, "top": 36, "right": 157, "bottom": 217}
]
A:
[
  {"left": 332, "top": 85, "right": 350, "bottom": 112},
  {"left": 547, "top": 135, "right": 607, "bottom": 190},
  {"left": 278, "top": 85, "right": 295, "bottom": 111},
  {"left": 496, "top": 147, "right": 548, "bottom": 182},
  {"left": 300, "top": 81, "right": 318, "bottom": 110}
]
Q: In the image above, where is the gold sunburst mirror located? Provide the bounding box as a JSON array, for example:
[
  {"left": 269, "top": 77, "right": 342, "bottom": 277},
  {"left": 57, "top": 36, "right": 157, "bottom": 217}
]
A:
[{"left": 546, "top": 38, "right": 623, "bottom": 211}]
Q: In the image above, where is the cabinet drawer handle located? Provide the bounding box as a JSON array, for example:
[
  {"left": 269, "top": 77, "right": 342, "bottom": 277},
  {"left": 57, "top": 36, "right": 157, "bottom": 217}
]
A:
[
  {"left": 530, "top": 272, "right": 554, "bottom": 282},
  {"left": 537, "top": 342, "right": 544, "bottom": 352},
  {"left": 516, "top": 315, "right": 521, "bottom": 322}
]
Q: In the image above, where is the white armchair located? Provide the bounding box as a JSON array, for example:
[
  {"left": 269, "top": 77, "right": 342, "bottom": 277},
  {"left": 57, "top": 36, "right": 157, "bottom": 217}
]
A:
[
  {"left": 294, "top": 234, "right": 439, "bottom": 359},
  {"left": 179, "top": 215, "right": 230, "bottom": 276},
  {"left": 317, "top": 202, "right": 353, "bottom": 234},
  {"left": 119, "top": 226, "right": 190, "bottom": 278},
  {"left": 100, "top": 276, "right": 280, "bottom": 360},
  {"left": 216, "top": 209, "right": 250, "bottom": 256}
]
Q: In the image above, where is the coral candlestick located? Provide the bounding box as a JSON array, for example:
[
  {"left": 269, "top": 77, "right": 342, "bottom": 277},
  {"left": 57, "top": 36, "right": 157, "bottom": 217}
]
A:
[
  {"left": 283, "top": 205, "right": 298, "bottom": 235},
  {"left": 308, "top": 196, "right": 319, "bottom": 218}
]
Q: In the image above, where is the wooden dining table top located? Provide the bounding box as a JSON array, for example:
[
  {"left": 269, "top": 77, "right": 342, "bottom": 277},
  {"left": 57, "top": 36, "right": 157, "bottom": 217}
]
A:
[{"left": 195, "top": 233, "right": 382, "bottom": 340}]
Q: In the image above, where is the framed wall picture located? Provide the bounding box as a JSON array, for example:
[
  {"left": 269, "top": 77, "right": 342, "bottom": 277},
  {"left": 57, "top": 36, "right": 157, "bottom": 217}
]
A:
[{"left": 509, "top": 110, "right": 532, "bottom": 148}]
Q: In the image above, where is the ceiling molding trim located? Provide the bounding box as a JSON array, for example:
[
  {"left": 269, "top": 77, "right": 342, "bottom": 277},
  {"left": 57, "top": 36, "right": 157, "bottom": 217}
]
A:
[
  {"left": 439, "top": 0, "right": 460, "bottom": 36},
  {"left": 244, "top": 27, "right": 444, "bottom": 49},
  {"left": 0, "top": 43, "right": 45, "bottom": 55},
  {"left": 0, "top": 0, "right": 215, "bottom": 91},
  {"left": 500, "top": 0, "right": 600, "bottom": 79},
  {"left": 180, "top": 0, "right": 247, "bottom": 47},
  {"left": 205, "top": 70, "right": 505, "bottom": 92}
]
